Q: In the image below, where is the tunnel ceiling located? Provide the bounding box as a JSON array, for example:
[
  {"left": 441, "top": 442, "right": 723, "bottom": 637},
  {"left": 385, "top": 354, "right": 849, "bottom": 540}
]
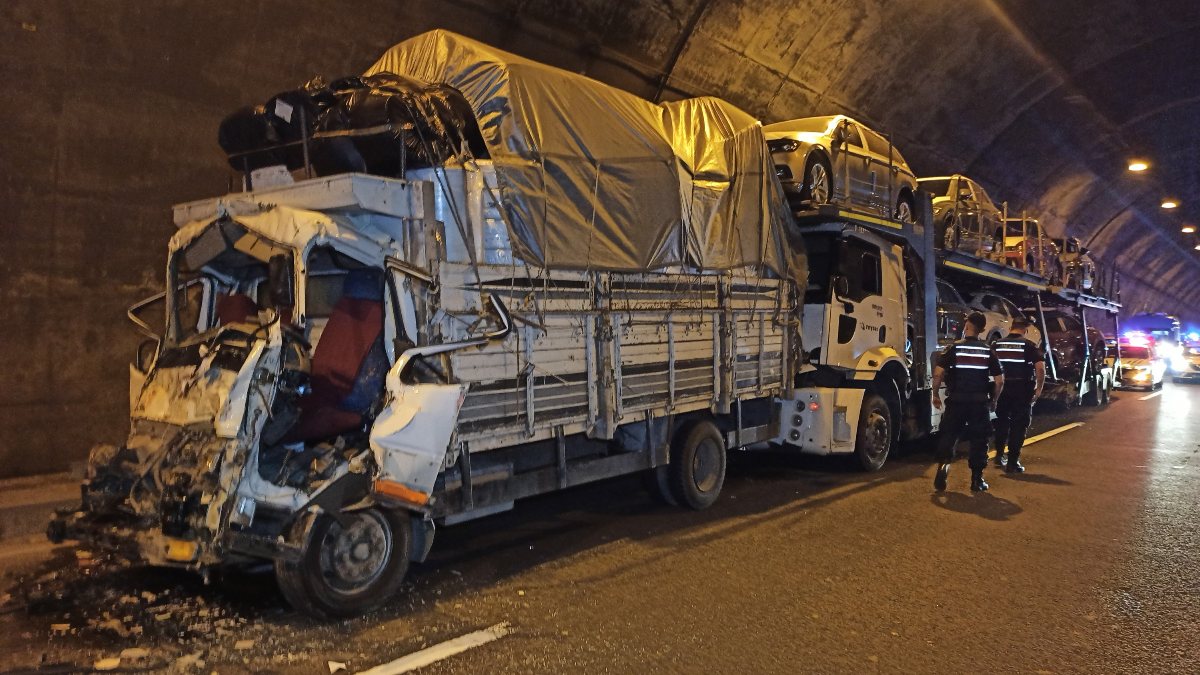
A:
[{"left": 422, "top": 0, "right": 1200, "bottom": 318}]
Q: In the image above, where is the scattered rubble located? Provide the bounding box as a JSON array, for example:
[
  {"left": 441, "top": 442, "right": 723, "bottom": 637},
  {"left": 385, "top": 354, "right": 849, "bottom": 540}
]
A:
[
  {"left": 93, "top": 656, "right": 121, "bottom": 671},
  {"left": 120, "top": 646, "right": 151, "bottom": 661}
]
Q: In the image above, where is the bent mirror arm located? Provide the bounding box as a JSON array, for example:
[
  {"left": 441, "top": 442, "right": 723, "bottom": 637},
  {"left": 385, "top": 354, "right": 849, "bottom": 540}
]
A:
[{"left": 393, "top": 293, "right": 512, "bottom": 381}]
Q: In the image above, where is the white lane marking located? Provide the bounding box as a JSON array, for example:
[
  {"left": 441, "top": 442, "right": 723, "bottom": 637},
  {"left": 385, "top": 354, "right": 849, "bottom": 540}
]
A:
[
  {"left": 1138, "top": 391, "right": 1163, "bottom": 400},
  {"left": 357, "top": 623, "right": 512, "bottom": 675},
  {"left": 1021, "top": 422, "right": 1084, "bottom": 447}
]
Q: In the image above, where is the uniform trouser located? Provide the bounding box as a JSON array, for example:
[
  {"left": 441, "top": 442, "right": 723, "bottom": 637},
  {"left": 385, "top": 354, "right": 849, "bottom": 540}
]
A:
[
  {"left": 935, "top": 400, "right": 992, "bottom": 472},
  {"left": 993, "top": 385, "right": 1034, "bottom": 462}
]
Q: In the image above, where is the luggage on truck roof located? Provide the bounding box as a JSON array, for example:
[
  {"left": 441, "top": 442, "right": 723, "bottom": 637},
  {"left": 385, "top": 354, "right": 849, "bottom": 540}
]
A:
[{"left": 217, "top": 29, "right": 804, "bottom": 288}]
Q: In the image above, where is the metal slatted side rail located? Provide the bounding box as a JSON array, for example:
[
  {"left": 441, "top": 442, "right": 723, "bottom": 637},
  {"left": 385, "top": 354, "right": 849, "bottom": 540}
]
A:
[{"left": 435, "top": 263, "right": 794, "bottom": 452}]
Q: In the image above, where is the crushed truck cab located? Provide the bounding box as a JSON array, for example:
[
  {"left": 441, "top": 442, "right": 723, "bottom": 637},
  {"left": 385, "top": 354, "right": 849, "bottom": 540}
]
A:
[{"left": 52, "top": 175, "right": 466, "bottom": 574}]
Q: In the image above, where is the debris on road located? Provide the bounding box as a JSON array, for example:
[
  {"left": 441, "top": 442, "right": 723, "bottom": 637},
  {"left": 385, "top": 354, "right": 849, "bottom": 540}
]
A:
[{"left": 93, "top": 656, "right": 121, "bottom": 671}]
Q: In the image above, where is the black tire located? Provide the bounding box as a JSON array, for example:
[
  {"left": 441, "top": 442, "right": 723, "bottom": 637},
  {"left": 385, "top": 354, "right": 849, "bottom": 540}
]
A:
[
  {"left": 987, "top": 331, "right": 1002, "bottom": 344},
  {"left": 641, "top": 466, "right": 678, "bottom": 506},
  {"left": 801, "top": 155, "right": 833, "bottom": 206},
  {"left": 275, "top": 507, "right": 411, "bottom": 619},
  {"left": 853, "top": 392, "right": 893, "bottom": 471},
  {"left": 667, "top": 419, "right": 727, "bottom": 510}
]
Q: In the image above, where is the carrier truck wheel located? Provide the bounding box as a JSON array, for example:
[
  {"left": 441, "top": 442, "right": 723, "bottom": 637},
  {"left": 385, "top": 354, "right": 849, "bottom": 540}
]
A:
[
  {"left": 276, "top": 507, "right": 411, "bottom": 618},
  {"left": 853, "top": 392, "right": 892, "bottom": 471},
  {"left": 668, "top": 420, "right": 727, "bottom": 510}
]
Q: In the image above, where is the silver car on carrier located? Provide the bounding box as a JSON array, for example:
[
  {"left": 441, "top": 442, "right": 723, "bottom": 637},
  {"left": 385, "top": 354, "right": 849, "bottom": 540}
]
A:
[{"left": 764, "top": 115, "right": 918, "bottom": 223}]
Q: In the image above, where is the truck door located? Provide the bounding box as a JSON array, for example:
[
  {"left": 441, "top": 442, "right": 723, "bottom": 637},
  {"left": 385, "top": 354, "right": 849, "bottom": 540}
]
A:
[{"left": 826, "top": 236, "right": 892, "bottom": 369}]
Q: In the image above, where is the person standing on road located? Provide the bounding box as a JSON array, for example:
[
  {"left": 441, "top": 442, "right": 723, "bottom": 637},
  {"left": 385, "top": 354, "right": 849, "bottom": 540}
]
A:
[
  {"left": 992, "top": 317, "right": 1046, "bottom": 473},
  {"left": 931, "top": 312, "right": 1005, "bottom": 492}
]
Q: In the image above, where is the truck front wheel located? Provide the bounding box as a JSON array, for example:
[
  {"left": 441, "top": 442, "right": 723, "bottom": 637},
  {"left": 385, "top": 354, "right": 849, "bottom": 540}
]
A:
[
  {"left": 276, "top": 507, "right": 411, "bottom": 619},
  {"left": 853, "top": 392, "right": 892, "bottom": 471},
  {"left": 668, "top": 420, "right": 727, "bottom": 510}
]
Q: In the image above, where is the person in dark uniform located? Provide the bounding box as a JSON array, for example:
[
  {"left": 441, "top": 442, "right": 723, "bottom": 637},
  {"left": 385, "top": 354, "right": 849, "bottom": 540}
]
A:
[
  {"left": 991, "top": 317, "right": 1046, "bottom": 473},
  {"left": 931, "top": 312, "right": 1005, "bottom": 492}
]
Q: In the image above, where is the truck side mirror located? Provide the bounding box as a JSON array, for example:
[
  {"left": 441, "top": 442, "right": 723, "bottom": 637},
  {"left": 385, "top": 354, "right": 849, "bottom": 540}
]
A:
[
  {"left": 833, "top": 275, "right": 850, "bottom": 299},
  {"left": 268, "top": 254, "right": 294, "bottom": 308},
  {"left": 134, "top": 338, "right": 158, "bottom": 374}
]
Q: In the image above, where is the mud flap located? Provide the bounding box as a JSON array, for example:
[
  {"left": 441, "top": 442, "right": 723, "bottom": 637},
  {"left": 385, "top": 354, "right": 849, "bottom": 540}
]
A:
[{"left": 369, "top": 380, "right": 467, "bottom": 497}]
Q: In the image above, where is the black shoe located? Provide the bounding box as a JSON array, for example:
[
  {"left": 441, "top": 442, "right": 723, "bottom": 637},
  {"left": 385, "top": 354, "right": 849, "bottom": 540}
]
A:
[
  {"left": 934, "top": 463, "right": 950, "bottom": 492},
  {"left": 1006, "top": 461, "right": 1025, "bottom": 474},
  {"left": 971, "top": 474, "right": 989, "bottom": 492},
  {"left": 994, "top": 453, "right": 1007, "bottom": 468}
]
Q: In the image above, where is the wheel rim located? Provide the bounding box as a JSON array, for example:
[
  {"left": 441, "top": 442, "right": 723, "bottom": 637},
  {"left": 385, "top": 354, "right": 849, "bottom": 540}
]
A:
[
  {"left": 809, "top": 162, "right": 830, "bottom": 203},
  {"left": 691, "top": 437, "right": 722, "bottom": 493},
  {"left": 318, "top": 510, "right": 393, "bottom": 595},
  {"left": 896, "top": 199, "right": 913, "bottom": 223},
  {"left": 862, "top": 408, "right": 890, "bottom": 462}
]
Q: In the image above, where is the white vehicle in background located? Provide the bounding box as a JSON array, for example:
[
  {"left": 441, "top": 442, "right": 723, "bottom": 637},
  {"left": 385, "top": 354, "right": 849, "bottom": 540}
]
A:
[
  {"left": 1115, "top": 337, "right": 1167, "bottom": 390},
  {"left": 968, "top": 291, "right": 1043, "bottom": 345}
]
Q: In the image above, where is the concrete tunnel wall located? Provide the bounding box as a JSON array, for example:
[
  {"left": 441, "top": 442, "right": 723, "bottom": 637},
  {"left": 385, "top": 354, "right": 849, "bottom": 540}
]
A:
[{"left": 1, "top": 0, "right": 1198, "bottom": 478}]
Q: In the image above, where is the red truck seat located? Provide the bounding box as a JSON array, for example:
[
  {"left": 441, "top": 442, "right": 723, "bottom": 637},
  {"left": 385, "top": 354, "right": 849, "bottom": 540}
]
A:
[
  {"left": 216, "top": 293, "right": 259, "bottom": 325},
  {"left": 287, "top": 271, "right": 386, "bottom": 441}
]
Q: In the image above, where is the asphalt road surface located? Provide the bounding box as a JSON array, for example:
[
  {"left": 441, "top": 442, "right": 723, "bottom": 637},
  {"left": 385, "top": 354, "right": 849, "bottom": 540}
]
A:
[{"left": 2, "top": 382, "right": 1197, "bottom": 674}]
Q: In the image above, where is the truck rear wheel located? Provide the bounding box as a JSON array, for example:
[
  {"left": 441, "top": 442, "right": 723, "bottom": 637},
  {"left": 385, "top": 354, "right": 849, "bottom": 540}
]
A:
[
  {"left": 275, "top": 507, "right": 411, "bottom": 619},
  {"left": 853, "top": 392, "right": 892, "bottom": 471},
  {"left": 668, "top": 420, "right": 726, "bottom": 510}
]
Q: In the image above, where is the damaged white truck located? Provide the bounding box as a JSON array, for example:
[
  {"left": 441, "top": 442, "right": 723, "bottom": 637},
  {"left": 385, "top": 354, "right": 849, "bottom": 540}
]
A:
[{"left": 49, "top": 31, "right": 808, "bottom": 618}]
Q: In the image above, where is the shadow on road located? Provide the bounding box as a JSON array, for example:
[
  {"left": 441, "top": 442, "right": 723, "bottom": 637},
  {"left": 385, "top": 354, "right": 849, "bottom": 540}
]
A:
[
  {"left": 1003, "top": 472, "right": 1072, "bottom": 486},
  {"left": 930, "top": 491, "right": 1023, "bottom": 521}
]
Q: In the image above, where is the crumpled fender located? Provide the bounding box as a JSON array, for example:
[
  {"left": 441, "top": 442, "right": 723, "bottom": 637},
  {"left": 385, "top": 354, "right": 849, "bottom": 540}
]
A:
[{"left": 369, "top": 361, "right": 468, "bottom": 499}]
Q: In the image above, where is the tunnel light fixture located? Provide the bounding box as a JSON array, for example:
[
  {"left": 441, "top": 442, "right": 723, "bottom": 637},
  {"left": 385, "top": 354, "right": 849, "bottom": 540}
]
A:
[
  {"left": 1127, "top": 160, "right": 1149, "bottom": 172},
  {"left": 1161, "top": 199, "right": 1179, "bottom": 209},
  {"left": 1183, "top": 225, "right": 1197, "bottom": 234}
]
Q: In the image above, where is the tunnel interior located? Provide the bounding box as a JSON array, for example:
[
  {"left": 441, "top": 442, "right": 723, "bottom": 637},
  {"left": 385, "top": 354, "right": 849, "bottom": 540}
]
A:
[{"left": 1, "top": 0, "right": 1198, "bottom": 477}]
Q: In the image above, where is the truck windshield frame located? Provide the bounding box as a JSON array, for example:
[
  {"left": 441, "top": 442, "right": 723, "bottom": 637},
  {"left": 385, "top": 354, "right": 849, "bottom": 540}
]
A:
[{"left": 165, "top": 220, "right": 298, "bottom": 346}]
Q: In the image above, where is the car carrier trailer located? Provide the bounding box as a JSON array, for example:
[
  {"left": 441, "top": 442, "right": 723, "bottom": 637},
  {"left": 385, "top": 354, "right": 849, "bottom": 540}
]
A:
[{"left": 771, "top": 200, "right": 1121, "bottom": 467}]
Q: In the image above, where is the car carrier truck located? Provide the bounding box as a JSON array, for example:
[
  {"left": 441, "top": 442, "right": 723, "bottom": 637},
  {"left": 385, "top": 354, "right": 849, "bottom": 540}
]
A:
[
  {"left": 49, "top": 31, "right": 808, "bottom": 618},
  {"left": 772, "top": 201, "right": 1121, "bottom": 470}
]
